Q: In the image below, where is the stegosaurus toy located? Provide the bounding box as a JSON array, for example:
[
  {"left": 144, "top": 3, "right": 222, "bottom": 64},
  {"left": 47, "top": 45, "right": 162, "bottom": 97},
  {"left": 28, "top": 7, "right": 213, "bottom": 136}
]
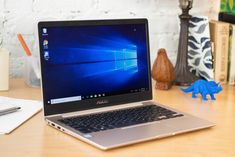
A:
[{"left": 181, "top": 80, "right": 222, "bottom": 100}]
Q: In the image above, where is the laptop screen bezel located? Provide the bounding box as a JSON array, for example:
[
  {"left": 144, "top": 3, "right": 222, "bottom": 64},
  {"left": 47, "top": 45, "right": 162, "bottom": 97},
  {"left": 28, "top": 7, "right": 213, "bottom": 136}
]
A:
[{"left": 38, "top": 18, "right": 152, "bottom": 116}]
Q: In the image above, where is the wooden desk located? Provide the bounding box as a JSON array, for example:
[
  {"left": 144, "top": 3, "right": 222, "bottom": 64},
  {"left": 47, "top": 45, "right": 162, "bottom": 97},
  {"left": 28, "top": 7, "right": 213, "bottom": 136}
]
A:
[{"left": 0, "top": 79, "right": 235, "bottom": 157}]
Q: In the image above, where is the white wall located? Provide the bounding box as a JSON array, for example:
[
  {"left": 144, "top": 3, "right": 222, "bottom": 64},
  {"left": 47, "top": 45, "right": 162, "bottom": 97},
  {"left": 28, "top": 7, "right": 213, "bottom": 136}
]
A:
[{"left": 0, "top": 0, "right": 220, "bottom": 77}]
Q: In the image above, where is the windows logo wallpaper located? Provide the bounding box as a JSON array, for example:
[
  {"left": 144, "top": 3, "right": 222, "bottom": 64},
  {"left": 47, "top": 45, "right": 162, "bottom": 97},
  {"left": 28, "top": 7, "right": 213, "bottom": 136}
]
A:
[{"left": 41, "top": 24, "right": 149, "bottom": 102}]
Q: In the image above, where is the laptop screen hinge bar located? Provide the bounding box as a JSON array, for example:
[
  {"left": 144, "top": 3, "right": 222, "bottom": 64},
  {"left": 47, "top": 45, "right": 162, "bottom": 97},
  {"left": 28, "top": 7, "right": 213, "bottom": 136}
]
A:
[{"left": 61, "top": 101, "right": 148, "bottom": 118}]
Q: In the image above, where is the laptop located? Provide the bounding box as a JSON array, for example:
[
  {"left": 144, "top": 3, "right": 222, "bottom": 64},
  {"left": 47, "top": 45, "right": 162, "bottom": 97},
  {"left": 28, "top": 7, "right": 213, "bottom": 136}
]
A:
[{"left": 38, "top": 18, "right": 214, "bottom": 150}]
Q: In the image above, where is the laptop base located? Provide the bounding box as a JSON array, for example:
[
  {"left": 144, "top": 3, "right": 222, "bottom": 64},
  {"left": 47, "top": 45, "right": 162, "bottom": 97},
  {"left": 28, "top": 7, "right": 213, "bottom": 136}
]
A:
[{"left": 46, "top": 102, "right": 215, "bottom": 150}]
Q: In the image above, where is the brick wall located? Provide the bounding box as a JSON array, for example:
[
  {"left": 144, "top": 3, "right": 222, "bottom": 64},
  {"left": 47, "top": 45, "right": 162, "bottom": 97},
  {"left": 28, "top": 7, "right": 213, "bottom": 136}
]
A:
[{"left": 0, "top": 0, "right": 220, "bottom": 77}]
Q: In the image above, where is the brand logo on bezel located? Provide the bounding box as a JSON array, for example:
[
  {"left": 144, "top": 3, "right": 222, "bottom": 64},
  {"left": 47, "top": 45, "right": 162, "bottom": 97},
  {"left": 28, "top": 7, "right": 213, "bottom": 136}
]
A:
[{"left": 96, "top": 100, "right": 109, "bottom": 105}]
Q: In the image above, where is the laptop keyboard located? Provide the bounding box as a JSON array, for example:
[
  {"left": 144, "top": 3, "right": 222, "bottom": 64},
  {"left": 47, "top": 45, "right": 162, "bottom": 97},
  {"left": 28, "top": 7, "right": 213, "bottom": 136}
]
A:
[{"left": 59, "top": 104, "right": 184, "bottom": 134}]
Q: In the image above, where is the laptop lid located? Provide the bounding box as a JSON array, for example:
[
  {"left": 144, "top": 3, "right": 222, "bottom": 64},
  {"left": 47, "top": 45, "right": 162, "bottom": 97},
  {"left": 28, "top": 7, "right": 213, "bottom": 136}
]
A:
[{"left": 38, "top": 19, "right": 152, "bottom": 116}]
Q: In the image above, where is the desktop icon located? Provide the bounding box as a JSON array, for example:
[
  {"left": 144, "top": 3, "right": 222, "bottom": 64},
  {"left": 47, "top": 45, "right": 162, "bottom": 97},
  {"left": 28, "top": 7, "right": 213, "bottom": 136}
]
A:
[
  {"left": 44, "top": 51, "right": 50, "bottom": 60},
  {"left": 43, "top": 28, "right": 47, "bottom": 34},
  {"left": 43, "top": 40, "right": 48, "bottom": 49}
]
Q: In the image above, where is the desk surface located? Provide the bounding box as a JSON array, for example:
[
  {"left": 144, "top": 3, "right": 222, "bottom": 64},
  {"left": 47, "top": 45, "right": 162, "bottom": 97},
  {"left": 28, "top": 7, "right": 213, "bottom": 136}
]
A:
[{"left": 0, "top": 79, "right": 235, "bottom": 157}]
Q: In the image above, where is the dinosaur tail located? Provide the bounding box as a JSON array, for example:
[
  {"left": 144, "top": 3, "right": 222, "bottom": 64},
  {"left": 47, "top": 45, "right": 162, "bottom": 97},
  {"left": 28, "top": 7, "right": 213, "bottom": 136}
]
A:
[{"left": 181, "top": 86, "right": 193, "bottom": 93}]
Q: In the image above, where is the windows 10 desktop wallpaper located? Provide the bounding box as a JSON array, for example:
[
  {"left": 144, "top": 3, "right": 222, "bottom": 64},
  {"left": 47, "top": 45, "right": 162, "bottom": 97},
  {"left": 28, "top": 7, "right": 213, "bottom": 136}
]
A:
[{"left": 41, "top": 24, "right": 150, "bottom": 103}]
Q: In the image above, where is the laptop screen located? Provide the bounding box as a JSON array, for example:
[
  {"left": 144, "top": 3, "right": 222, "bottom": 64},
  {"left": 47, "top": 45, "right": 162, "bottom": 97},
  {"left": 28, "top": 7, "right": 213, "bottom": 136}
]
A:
[{"left": 39, "top": 19, "right": 151, "bottom": 113}]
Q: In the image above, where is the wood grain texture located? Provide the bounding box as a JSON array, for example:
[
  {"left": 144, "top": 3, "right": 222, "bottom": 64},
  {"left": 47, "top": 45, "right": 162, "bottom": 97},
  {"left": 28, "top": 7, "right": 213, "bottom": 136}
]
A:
[{"left": 0, "top": 79, "right": 235, "bottom": 157}]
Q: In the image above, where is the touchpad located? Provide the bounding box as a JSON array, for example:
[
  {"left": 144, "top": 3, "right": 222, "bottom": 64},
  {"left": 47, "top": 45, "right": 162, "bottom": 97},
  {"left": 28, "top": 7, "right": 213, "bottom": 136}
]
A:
[{"left": 91, "top": 122, "right": 175, "bottom": 147}]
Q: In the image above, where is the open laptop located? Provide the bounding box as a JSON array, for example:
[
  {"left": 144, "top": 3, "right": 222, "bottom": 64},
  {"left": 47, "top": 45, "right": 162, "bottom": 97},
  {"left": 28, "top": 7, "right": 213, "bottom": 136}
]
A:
[{"left": 38, "top": 18, "right": 214, "bottom": 150}]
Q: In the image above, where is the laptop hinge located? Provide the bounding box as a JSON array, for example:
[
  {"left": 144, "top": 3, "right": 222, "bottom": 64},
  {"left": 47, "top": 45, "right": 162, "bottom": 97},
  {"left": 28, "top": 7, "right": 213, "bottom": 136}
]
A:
[
  {"left": 45, "top": 113, "right": 63, "bottom": 119},
  {"left": 61, "top": 101, "right": 150, "bottom": 118},
  {"left": 44, "top": 100, "right": 153, "bottom": 119}
]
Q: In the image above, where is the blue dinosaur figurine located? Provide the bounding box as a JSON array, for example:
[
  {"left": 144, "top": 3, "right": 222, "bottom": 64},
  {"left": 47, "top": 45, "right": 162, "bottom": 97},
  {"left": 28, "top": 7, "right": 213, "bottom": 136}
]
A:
[{"left": 181, "top": 80, "right": 222, "bottom": 100}]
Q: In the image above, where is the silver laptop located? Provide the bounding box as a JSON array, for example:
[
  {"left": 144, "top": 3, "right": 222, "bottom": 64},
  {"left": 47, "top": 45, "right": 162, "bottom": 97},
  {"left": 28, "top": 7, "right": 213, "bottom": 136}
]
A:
[{"left": 38, "top": 19, "right": 214, "bottom": 150}]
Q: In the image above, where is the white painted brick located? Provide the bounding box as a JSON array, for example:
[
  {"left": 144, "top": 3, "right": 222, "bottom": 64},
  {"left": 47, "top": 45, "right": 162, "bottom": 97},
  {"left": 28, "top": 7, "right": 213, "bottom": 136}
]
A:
[
  {"left": 0, "top": 13, "right": 4, "bottom": 46},
  {"left": 33, "top": 0, "right": 96, "bottom": 13},
  {"left": 4, "top": 12, "right": 36, "bottom": 35},
  {"left": 155, "top": 0, "right": 179, "bottom": 13},
  {"left": 2, "top": 13, "right": 35, "bottom": 58},
  {"left": 0, "top": 0, "right": 220, "bottom": 77},
  {"left": 149, "top": 33, "right": 178, "bottom": 65},
  {"left": 98, "top": 0, "right": 158, "bottom": 13},
  {"left": 148, "top": 15, "right": 180, "bottom": 34},
  {"left": 0, "top": 0, "right": 4, "bottom": 11},
  {"left": 4, "top": 0, "right": 33, "bottom": 12}
]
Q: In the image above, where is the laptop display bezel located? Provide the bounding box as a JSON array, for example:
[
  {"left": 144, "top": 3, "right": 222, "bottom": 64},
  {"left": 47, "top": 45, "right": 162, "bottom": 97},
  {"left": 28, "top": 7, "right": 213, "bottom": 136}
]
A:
[{"left": 38, "top": 18, "right": 152, "bottom": 116}]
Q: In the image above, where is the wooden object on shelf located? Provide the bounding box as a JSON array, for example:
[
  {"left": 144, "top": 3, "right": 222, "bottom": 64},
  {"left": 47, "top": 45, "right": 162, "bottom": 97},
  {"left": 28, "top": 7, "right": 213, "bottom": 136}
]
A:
[{"left": 152, "top": 48, "right": 176, "bottom": 90}]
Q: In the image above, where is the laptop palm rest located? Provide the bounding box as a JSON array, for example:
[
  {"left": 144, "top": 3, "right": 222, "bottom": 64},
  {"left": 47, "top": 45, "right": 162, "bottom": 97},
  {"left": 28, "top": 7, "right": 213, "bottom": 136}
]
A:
[
  {"left": 89, "top": 122, "right": 174, "bottom": 148},
  {"left": 88, "top": 116, "right": 214, "bottom": 149}
]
